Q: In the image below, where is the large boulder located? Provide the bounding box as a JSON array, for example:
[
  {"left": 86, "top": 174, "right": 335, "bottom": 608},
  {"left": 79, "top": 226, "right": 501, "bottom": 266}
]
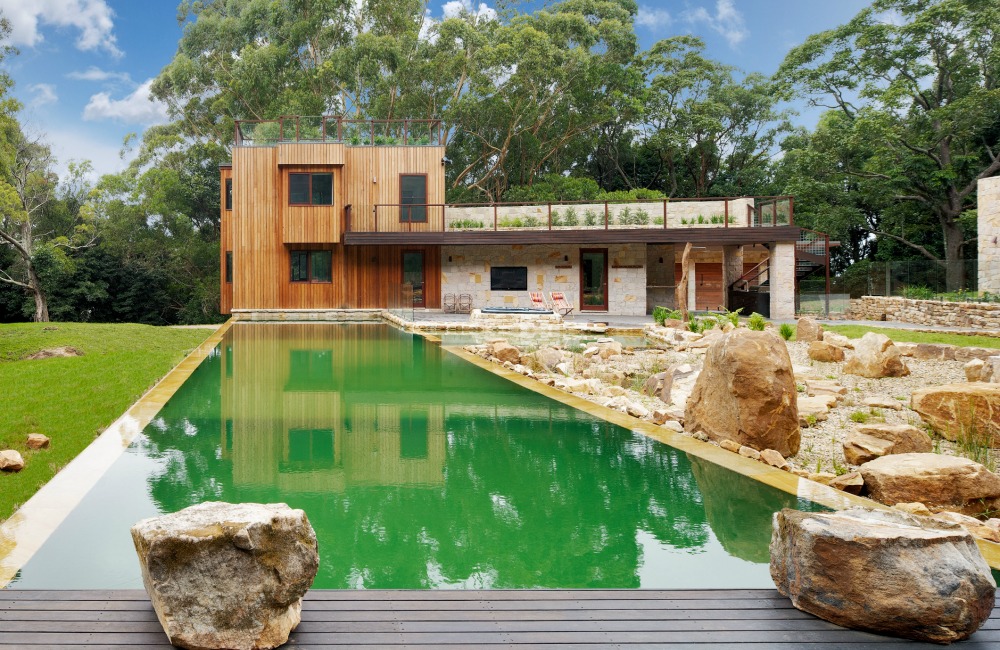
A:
[
  {"left": 910, "top": 382, "right": 1000, "bottom": 446},
  {"left": 131, "top": 502, "right": 319, "bottom": 650},
  {"left": 532, "top": 347, "right": 563, "bottom": 372},
  {"left": 807, "top": 340, "right": 844, "bottom": 362},
  {"left": 856, "top": 423, "right": 933, "bottom": 454},
  {"left": 843, "top": 332, "right": 909, "bottom": 378},
  {"left": 859, "top": 453, "right": 1000, "bottom": 517},
  {"left": 822, "top": 331, "right": 854, "bottom": 349},
  {"left": 770, "top": 507, "right": 995, "bottom": 643},
  {"left": 795, "top": 317, "right": 823, "bottom": 343},
  {"left": 684, "top": 329, "right": 799, "bottom": 456},
  {"left": 488, "top": 340, "right": 521, "bottom": 364},
  {"left": 842, "top": 431, "right": 894, "bottom": 465}
]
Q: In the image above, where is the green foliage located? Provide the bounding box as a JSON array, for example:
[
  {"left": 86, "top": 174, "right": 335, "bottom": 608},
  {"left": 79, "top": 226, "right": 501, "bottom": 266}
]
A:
[
  {"left": 561, "top": 207, "right": 579, "bottom": 226},
  {"left": 723, "top": 307, "right": 742, "bottom": 326},
  {"left": 597, "top": 188, "right": 665, "bottom": 201},
  {"left": 652, "top": 306, "right": 682, "bottom": 325},
  {"left": 849, "top": 411, "right": 869, "bottom": 424},
  {"left": 902, "top": 285, "right": 935, "bottom": 300},
  {"left": 0, "top": 323, "right": 213, "bottom": 519},
  {"left": 497, "top": 215, "right": 542, "bottom": 228},
  {"left": 502, "top": 175, "right": 602, "bottom": 203},
  {"left": 583, "top": 209, "right": 599, "bottom": 226},
  {"left": 779, "top": 323, "right": 795, "bottom": 341},
  {"left": 687, "top": 318, "right": 702, "bottom": 333},
  {"left": 449, "top": 218, "right": 485, "bottom": 229},
  {"left": 825, "top": 325, "right": 1000, "bottom": 349},
  {"left": 748, "top": 312, "right": 767, "bottom": 331}
]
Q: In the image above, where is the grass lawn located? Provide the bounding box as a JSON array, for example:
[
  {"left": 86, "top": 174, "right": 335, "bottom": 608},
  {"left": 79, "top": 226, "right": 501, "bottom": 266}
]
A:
[
  {"left": 0, "top": 323, "right": 215, "bottom": 522},
  {"left": 824, "top": 324, "right": 1000, "bottom": 349}
]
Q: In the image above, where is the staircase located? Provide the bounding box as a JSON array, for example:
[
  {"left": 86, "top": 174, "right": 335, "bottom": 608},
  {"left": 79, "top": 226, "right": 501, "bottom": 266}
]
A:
[{"left": 728, "top": 229, "right": 830, "bottom": 317}]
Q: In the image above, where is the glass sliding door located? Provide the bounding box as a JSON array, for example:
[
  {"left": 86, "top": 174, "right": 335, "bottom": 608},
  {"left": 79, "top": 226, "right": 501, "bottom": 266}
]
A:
[
  {"left": 402, "top": 250, "right": 425, "bottom": 307},
  {"left": 580, "top": 249, "right": 608, "bottom": 311}
]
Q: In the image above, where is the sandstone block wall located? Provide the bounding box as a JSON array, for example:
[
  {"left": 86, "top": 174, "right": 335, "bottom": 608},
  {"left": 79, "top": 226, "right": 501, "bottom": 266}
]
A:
[
  {"left": 769, "top": 241, "right": 796, "bottom": 320},
  {"left": 846, "top": 296, "right": 1000, "bottom": 329},
  {"left": 978, "top": 176, "right": 1000, "bottom": 294}
]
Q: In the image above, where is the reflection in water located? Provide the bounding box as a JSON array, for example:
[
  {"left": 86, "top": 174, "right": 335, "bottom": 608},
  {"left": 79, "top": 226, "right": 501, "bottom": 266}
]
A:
[{"left": 11, "top": 324, "right": 823, "bottom": 590}]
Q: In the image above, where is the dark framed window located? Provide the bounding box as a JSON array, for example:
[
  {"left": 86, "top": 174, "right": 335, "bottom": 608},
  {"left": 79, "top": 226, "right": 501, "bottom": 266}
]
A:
[
  {"left": 225, "top": 251, "right": 233, "bottom": 283},
  {"left": 289, "top": 173, "right": 333, "bottom": 205},
  {"left": 491, "top": 266, "right": 528, "bottom": 291},
  {"left": 400, "top": 174, "right": 427, "bottom": 222},
  {"left": 225, "top": 178, "right": 233, "bottom": 210},
  {"left": 281, "top": 428, "right": 335, "bottom": 471},
  {"left": 290, "top": 250, "right": 333, "bottom": 283}
]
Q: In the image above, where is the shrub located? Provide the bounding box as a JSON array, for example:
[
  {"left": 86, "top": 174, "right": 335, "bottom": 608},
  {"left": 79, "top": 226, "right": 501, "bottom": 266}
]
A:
[
  {"left": 449, "top": 218, "right": 484, "bottom": 229},
  {"left": 653, "top": 306, "right": 668, "bottom": 325},
  {"left": 617, "top": 206, "right": 634, "bottom": 225},
  {"left": 688, "top": 318, "right": 702, "bottom": 333},
  {"left": 696, "top": 214, "right": 706, "bottom": 224},
  {"left": 748, "top": 312, "right": 766, "bottom": 331},
  {"left": 849, "top": 411, "right": 869, "bottom": 424},
  {"left": 550, "top": 209, "right": 561, "bottom": 226},
  {"left": 635, "top": 208, "right": 650, "bottom": 225},
  {"left": 498, "top": 215, "right": 542, "bottom": 228},
  {"left": 779, "top": 323, "right": 795, "bottom": 340},
  {"left": 903, "top": 285, "right": 935, "bottom": 300},
  {"left": 584, "top": 209, "right": 599, "bottom": 226},
  {"left": 562, "top": 207, "right": 579, "bottom": 226},
  {"left": 724, "top": 307, "right": 742, "bottom": 326}
]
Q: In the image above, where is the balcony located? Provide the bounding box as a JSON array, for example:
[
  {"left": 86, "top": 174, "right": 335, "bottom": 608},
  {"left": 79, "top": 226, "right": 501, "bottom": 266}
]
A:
[
  {"left": 343, "top": 196, "right": 799, "bottom": 246},
  {"left": 234, "top": 116, "right": 445, "bottom": 147}
]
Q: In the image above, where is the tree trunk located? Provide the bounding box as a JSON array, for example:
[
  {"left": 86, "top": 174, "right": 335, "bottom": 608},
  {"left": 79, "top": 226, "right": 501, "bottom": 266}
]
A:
[
  {"left": 675, "top": 242, "right": 693, "bottom": 321},
  {"left": 942, "top": 219, "right": 965, "bottom": 291},
  {"left": 28, "top": 267, "right": 49, "bottom": 322}
]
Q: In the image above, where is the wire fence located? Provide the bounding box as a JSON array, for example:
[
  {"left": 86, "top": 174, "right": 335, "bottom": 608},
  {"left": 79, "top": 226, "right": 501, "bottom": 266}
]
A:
[{"left": 804, "top": 259, "right": 986, "bottom": 302}]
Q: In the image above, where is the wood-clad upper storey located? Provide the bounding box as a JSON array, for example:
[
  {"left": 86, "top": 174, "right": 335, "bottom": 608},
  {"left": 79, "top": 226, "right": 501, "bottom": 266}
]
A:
[{"left": 278, "top": 142, "right": 345, "bottom": 166}]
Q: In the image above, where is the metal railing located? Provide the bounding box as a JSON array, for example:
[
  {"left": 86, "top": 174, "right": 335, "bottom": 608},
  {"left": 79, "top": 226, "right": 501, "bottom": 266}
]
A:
[
  {"left": 234, "top": 116, "right": 445, "bottom": 147},
  {"left": 352, "top": 196, "right": 795, "bottom": 233}
]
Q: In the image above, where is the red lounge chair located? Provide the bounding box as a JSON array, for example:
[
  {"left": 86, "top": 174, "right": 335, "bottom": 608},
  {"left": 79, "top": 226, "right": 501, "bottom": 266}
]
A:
[
  {"left": 550, "top": 292, "right": 573, "bottom": 316},
  {"left": 529, "top": 291, "right": 548, "bottom": 310}
]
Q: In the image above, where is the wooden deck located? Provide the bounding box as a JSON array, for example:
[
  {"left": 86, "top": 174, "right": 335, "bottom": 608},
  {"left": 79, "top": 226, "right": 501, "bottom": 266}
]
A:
[{"left": 1, "top": 589, "right": 998, "bottom": 648}]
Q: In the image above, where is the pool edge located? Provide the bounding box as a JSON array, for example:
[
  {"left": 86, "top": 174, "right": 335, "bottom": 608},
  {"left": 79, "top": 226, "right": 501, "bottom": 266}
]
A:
[
  {"left": 0, "top": 320, "right": 234, "bottom": 588},
  {"left": 440, "top": 343, "right": 1000, "bottom": 571}
]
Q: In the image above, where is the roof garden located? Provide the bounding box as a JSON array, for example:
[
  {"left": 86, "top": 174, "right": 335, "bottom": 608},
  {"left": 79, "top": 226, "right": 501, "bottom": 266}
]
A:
[{"left": 234, "top": 116, "right": 444, "bottom": 147}]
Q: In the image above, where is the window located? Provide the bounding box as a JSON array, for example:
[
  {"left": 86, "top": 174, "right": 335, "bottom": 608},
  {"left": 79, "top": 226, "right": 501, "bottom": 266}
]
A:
[
  {"left": 225, "top": 251, "right": 233, "bottom": 283},
  {"left": 282, "top": 428, "right": 335, "bottom": 471},
  {"left": 290, "top": 250, "right": 332, "bottom": 283},
  {"left": 400, "top": 174, "right": 427, "bottom": 222},
  {"left": 289, "top": 173, "right": 333, "bottom": 205},
  {"left": 491, "top": 266, "right": 528, "bottom": 291},
  {"left": 225, "top": 178, "right": 232, "bottom": 210}
]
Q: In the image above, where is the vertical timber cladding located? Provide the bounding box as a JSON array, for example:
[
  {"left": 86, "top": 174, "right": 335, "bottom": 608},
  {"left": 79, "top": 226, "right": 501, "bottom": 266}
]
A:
[
  {"left": 345, "top": 245, "right": 441, "bottom": 309},
  {"left": 343, "top": 145, "right": 446, "bottom": 232},
  {"left": 220, "top": 166, "right": 233, "bottom": 314}
]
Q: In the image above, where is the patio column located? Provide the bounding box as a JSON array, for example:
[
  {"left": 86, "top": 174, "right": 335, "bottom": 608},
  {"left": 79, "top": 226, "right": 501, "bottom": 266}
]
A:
[
  {"left": 721, "top": 245, "right": 744, "bottom": 311},
  {"left": 770, "top": 241, "right": 796, "bottom": 320},
  {"left": 687, "top": 261, "right": 697, "bottom": 312}
]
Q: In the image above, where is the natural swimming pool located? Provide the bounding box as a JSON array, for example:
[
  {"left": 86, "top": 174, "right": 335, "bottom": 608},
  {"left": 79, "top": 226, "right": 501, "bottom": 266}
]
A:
[{"left": 10, "top": 323, "right": 826, "bottom": 590}]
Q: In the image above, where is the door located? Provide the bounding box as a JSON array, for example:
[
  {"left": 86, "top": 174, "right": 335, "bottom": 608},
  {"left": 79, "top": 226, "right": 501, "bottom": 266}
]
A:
[
  {"left": 580, "top": 249, "right": 608, "bottom": 311},
  {"left": 402, "top": 250, "right": 425, "bottom": 307}
]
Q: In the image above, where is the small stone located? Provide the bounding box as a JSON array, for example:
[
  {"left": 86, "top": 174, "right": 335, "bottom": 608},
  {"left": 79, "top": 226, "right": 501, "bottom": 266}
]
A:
[
  {"left": 554, "top": 362, "right": 573, "bottom": 377},
  {"left": 760, "top": 449, "right": 789, "bottom": 470},
  {"left": 738, "top": 445, "right": 761, "bottom": 461},
  {"left": 690, "top": 429, "right": 708, "bottom": 440},
  {"left": 606, "top": 385, "right": 627, "bottom": 397},
  {"left": 893, "top": 502, "right": 932, "bottom": 517},
  {"left": 863, "top": 397, "right": 903, "bottom": 411},
  {"left": 0, "top": 450, "right": 25, "bottom": 472},
  {"left": 843, "top": 332, "right": 909, "bottom": 378},
  {"left": 490, "top": 341, "right": 521, "bottom": 364},
  {"left": 844, "top": 431, "right": 896, "bottom": 465},
  {"left": 26, "top": 434, "right": 50, "bottom": 449},
  {"left": 790, "top": 467, "right": 810, "bottom": 477},
  {"left": 856, "top": 424, "right": 932, "bottom": 454},
  {"left": 808, "top": 340, "right": 844, "bottom": 362},
  {"left": 829, "top": 470, "right": 864, "bottom": 495},
  {"left": 796, "top": 317, "right": 823, "bottom": 343},
  {"left": 965, "top": 359, "right": 986, "bottom": 382},
  {"left": 719, "top": 439, "right": 741, "bottom": 453},
  {"left": 808, "top": 472, "right": 837, "bottom": 485},
  {"left": 626, "top": 402, "right": 649, "bottom": 418},
  {"left": 822, "top": 331, "right": 854, "bottom": 349}
]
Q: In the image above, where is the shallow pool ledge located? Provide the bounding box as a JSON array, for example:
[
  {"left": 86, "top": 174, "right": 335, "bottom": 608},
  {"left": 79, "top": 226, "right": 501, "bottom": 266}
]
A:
[
  {"left": 0, "top": 320, "right": 234, "bottom": 588},
  {"left": 441, "top": 344, "right": 1000, "bottom": 571}
]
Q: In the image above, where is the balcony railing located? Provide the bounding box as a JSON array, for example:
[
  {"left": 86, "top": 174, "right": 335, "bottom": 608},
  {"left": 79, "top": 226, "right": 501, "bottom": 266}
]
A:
[
  {"left": 235, "top": 116, "right": 445, "bottom": 147},
  {"left": 347, "top": 196, "right": 794, "bottom": 234}
]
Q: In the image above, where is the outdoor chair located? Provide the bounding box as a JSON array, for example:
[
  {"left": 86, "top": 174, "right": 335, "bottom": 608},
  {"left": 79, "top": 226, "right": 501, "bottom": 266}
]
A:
[
  {"left": 457, "top": 294, "right": 472, "bottom": 314},
  {"left": 529, "top": 291, "right": 549, "bottom": 310},
  {"left": 443, "top": 293, "right": 456, "bottom": 313},
  {"left": 550, "top": 292, "right": 573, "bottom": 316}
]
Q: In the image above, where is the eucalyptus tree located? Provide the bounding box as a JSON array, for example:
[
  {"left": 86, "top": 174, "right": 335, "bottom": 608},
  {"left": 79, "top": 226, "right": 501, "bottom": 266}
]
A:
[{"left": 777, "top": 0, "right": 1000, "bottom": 289}]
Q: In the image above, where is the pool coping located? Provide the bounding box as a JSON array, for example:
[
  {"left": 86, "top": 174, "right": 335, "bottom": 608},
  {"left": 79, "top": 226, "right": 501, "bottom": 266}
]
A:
[
  {"left": 0, "top": 320, "right": 234, "bottom": 588},
  {"left": 440, "top": 343, "right": 1000, "bottom": 571}
]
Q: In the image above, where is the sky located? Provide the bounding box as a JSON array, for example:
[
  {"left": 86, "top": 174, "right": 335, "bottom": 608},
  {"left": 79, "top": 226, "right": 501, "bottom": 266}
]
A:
[{"left": 0, "top": 0, "right": 875, "bottom": 182}]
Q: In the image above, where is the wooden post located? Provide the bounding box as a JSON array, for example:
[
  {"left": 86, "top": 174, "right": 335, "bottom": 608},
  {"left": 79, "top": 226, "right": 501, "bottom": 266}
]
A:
[
  {"left": 494, "top": 204, "right": 498, "bottom": 231},
  {"left": 724, "top": 200, "right": 729, "bottom": 228},
  {"left": 604, "top": 202, "right": 609, "bottom": 230},
  {"left": 663, "top": 199, "right": 667, "bottom": 229},
  {"left": 548, "top": 203, "right": 552, "bottom": 230},
  {"left": 676, "top": 242, "right": 693, "bottom": 322}
]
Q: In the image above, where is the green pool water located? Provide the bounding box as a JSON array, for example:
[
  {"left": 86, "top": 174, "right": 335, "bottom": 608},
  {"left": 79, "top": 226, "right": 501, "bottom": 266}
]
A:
[{"left": 10, "top": 323, "right": 825, "bottom": 590}]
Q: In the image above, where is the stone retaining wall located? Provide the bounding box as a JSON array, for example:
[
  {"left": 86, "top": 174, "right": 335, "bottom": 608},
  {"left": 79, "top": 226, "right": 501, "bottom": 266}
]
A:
[{"left": 846, "top": 296, "right": 1000, "bottom": 329}]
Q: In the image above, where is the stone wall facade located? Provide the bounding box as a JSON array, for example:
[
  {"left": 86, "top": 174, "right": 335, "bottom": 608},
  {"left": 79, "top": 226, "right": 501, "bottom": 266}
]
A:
[
  {"left": 769, "top": 241, "right": 796, "bottom": 320},
  {"left": 441, "top": 243, "right": 647, "bottom": 316},
  {"left": 978, "top": 177, "right": 1000, "bottom": 293},
  {"left": 847, "top": 296, "right": 1000, "bottom": 329}
]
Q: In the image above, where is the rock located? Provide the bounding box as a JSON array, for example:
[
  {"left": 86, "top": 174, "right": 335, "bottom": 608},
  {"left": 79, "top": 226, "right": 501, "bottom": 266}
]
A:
[
  {"left": 0, "top": 450, "right": 25, "bottom": 472},
  {"left": 808, "top": 472, "right": 837, "bottom": 485},
  {"left": 843, "top": 431, "right": 895, "bottom": 465},
  {"left": 684, "top": 329, "right": 800, "bottom": 456},
  {"left": 790, "top": 468, "right": 810, "bottom": 477},
  {"left": 642, "top": 363, "right": 698, "bottom": 406},
  {"left": 807, "top": 341, "right": 844, "bottom": 362},
  {"left": 26, "top": 433, "right": 50, "bottom": 449},
  {"left": 533, "top": 347, "right": 563, "bottom": 371},
  {"left": 24, "top": 346, "right": 83, "bottom": 360},
  {"left": 954, "top": 347, "right": 998, "bottom": 363},
  {"left": 895, "top": 342, "right": 917, "bottom": 356},
  {"left": 131, "top": 502, "right": 319, "bottom": 650},
  {"left": 911, "top": 343, "right": 957, "bottom": 361},
  {"left": 860, "top": 453, "right": 1000, "bottom": 517},
  {"left": 795, "top": 317, "right": 823, "bottom": 343},
  {"left": 981, "top": 355, "right": 1000, "bottom": 383},
  {"left": 554, "top": 362, "right": 573, "bottom": 377},
  {"left": 626, "top": 402, "right": 649, "bottom": 419},
  {"left": 797, "top": 395, "right": 833, "bottom": 426},
  {"left": 933, "top": 511, "right": 1000, "bottom": 543},
  {"left": 843, "top": 333, "right": 910, "bottom": 378},
  {"left": 596, "top": 339, "right": 623, "bottom": 360},
  {"left": 490, "top": 341, "right": 521, "bottom": 364},
  {"left": 760, "top": 449, "right": 789, "bottom": 470},
  {"left": 965, "top": 358, "right": 986, "bottom": 382},
  {"left": 662, "top": 420, "right": 684, "bottom": 433},
  {"left": 651, "top": 409, "right": 669, "bottom": 425},
  {"left": 738, "top": 445, "right": 761, "bottom": 461},
  {"left": 606, "top": 385, "right": 627, "bottom": 397},
  {"left": 690, "top": 430, "right": 708, "bottom": 441},
  {"left": 719, "top": 439, "right": 741, "bottom": 453},
  {"left": 862, "top": 397, "right": 903, "bottom": 411},
  {"left": 910, "top": 382, "right": 1000, "bottom": 445},
  {"left": 804, "top": 379, "right": 846, "bottom": 398},
  {"left": 582, "top": 346, "right": 600, "bottom": 358},
  {"left": 856, "top": 424, "right": 933, "bottom": 454},
  {"left": 893, "top": 502, "right": 932, "bottom": 516},
  {"left": 770, "top": 507, "right": 996, "bottom": 643},
  {"left": 822, "top": 331, "right": 854, "bottom": 349},
  {"left": 829, "top": 471, "right": 864, "bottom": 495}
]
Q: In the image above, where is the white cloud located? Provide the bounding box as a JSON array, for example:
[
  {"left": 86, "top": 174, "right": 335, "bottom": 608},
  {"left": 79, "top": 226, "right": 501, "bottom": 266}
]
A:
[
  {"left": 0, "top": 0, "right": 121, "bottom": 56},
  {"left": 82, "top": 79, "right": 169, "bottom": 125},
  {"left": 28, "top": 83, "right": 57, "bottom": 107},
  {"left": 67, "top": 66, "right": 132, "bottom": 83},
  {"left": 636, "top": 6, "right": 672, "bottom": 30},
  {"left": 44, "top": 126, "right": 130, "bottom": 182},
  {"left": 442, "top": 0, "right": 497, "bottom": 22},
  {"left": 685, "top": 0, "right": 749, "bottom": 49}
]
